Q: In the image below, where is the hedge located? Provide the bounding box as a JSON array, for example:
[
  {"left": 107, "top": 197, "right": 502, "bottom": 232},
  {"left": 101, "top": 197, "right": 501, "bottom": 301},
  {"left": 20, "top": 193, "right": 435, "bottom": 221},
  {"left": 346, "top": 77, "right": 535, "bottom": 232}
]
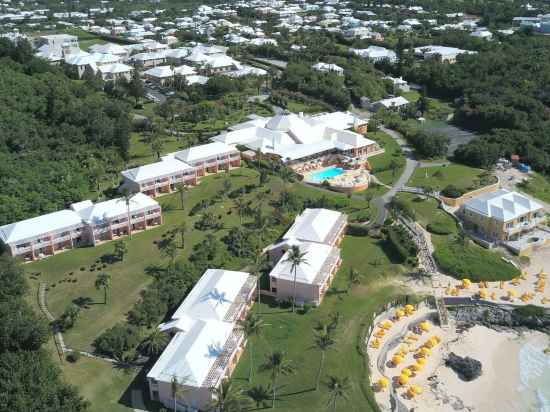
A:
[{"left": 346, "top": 224, "right": 369, "bottom": 236}]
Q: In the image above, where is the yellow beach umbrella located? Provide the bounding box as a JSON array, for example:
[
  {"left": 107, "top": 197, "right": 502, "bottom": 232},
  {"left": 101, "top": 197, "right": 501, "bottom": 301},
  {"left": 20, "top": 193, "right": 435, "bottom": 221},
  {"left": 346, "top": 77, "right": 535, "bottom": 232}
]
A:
[
  {"left": 500, "top": 281, "right": 505, "bottom": 289},
  {"left": 377, "top": 377, "right": 389, "bottom": 390},
  {"left": 382, "top": 320, "right": 393, "bottom": 330},
  {"left": 479, "top": 288, "right": 488, "bottom": 299},
  {"left": 419, "top": 321, "right": 431, "bottom": 332},
  {"left": 507, "top": 290, "right": 518, "bottom": 300},
  {"left": 404, "top": 304, "right": 415, "bottom": 315},
  {"left": 419, "top": 347, "right": 432, "bottom": 357},
  {"left": 398, "top": 374, "right": 409, "bottom": 386},
  {"left": 490, "top": 292, "right": 497, "bottom": 300},
  {"left": 521, "top": 271, "right": 528, "bottom": 280},
  {"left": 411, "top": 362, "right": 424, "bottom": 372},
  {"left": 538, "top": 269, "right": 547, "bottom": 279},
  {"left": 395, "top": 309, "right": 405, "bottom": 319},
  {"left": 375, "top": 329, "right": 386, "bottom": 338},
  {"left": 401, "top": 367, "right": 413, "bottom": 377},
  {"left": 371, "top": 339, "right": 381, "bottom": 349},
  {"left": 462, "top": 278, "right": 472, "bottom": 289},
  {"left": 450, "top": 287, "right": 460, "bottom": 296},
  {"left": 417, "top": 357, "right": 427, "bottom": 366},
  {"left": 542, "top": 297, "right": 549, "bottom": 304},
  {"left": 392, "top": 354, "right": 404, "bottom": 365},
  {"left": 411, "top": 385, "right": 423, "bottom": 395}
]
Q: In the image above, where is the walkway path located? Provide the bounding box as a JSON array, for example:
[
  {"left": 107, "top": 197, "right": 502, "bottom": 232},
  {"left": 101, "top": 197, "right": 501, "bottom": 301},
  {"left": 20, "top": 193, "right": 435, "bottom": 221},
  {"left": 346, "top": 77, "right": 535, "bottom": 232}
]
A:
[{"left": 370, "top": 127, "right": 419, "bottom": 225}]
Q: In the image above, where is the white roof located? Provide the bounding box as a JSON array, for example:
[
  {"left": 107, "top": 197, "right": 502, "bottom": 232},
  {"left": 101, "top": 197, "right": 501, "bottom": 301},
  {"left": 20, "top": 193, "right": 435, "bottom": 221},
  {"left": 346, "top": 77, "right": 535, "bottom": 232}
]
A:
[
  {"left": 143, "top": 65, "right": 173, "bottom": 78},
  {"left": 121, "top": 157, "right": 193, "bottom": 183},
  {"left": 147, "top": 319, "right": 234, "bottom": 386},
  {"left": 270, "top": 241, "right": 336, "bottom": 284},
  {"left": 0, "top": 210, "right": 83, "bottom": 244},
  {"left": 174, "top": 142, "right": 235, "bottom": 164},
  {"left": 89, "top": 42, "right": 128, "bottom": 55},
  {"left": 99, "top": 63, "right": 133, "bottom": 74},
  {"left": 170, "top": 269, "right": 251, "bottom": 325},
  {"left": 74, "top": 193, "right": 159, "bottom": 224},
  {"left": 464, "top": 189, "right": 543, "bottom": 222},
  {"left": 283, "top": 208, "right": 344, "bottom": 244},
  {"left": 375, "top": 96, "right": 409, "bottom": 108}
]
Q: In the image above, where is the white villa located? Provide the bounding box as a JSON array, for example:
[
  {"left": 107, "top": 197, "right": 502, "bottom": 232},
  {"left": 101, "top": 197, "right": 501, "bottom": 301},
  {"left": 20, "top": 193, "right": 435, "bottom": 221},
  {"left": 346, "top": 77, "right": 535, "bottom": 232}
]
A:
[
  {"left": 211, "top": 111, "right": 381, "bottom": 168},
  {"left": 0, "top": 193, "right": 161, "bottom": 261},
  {"left": 147, "top": 269, "right": 256, "bottom": 412},
  {"left": 121, "top": 142, "right": 241, "bottom": 197},
  {"left": 413, "top": 45, "right": 477, "bottom": 63},
  {"left": 350, "top": 46, "right": 397, "bottom": 63},
  {"left": 311, "top": 62, "right": 344, "bottom": 76},
  {"left": 267, "top": 208, "right": 347, "bottom": 306}
]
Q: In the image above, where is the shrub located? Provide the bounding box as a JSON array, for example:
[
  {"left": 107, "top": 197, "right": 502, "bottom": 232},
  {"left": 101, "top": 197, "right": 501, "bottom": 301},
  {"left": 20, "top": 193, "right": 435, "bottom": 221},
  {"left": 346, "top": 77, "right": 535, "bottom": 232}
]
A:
[
  {"left": 441, "top": 184, "right": 465, "bottom": 199},
  {"left": 427, "top": 221, "right": 454, "bottom": 235},
  {"left": 66, "top": 351, "right": 81, "bottom": 363},
  {"left": 346, "top": 224, "right": 369, "bottom": 236},
  {"left": 387, "top": 225, "right": 418, "bottom": 262}
]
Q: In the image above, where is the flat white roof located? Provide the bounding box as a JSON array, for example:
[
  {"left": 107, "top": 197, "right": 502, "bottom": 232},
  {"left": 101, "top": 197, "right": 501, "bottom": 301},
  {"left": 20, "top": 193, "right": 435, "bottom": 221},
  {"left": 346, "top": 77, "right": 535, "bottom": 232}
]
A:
[
  {"left": 121, "top": 157, "right": 194, "bottom": 183},
  {"left": 147, "top": 318, "right": 234, "bottom": 386},
  {"left": 464, "top": 189, "right": 543, "bottom": 222},
  {"left": 174, "top": 142, "right": 235, "bottom": 164},
  {"left": 74, "top": 192, "right": 159, "bottom": 224},
  {"left": 270, "top": 241, "right": 336, "bottom": 284},
  {"left": 0, "top": 209, "right": 83, "bottom": 245},
  {"left": 283, "top": 208, "right": 344, "bottom": 244}
]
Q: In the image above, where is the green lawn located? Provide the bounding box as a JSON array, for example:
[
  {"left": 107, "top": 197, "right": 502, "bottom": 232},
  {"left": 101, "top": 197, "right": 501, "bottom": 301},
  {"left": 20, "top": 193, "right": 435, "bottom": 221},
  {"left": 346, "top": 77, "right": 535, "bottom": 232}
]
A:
[
  {"left": 286, "top": 99, "right": 326, "bottom": 114},
  {"left": 517, "top": 172, "right": 550, "bottom": 204},
  {"left": 408, "top": 163, "right": 488, "bottom": 193},
  {"left": 367, "top": 131, "right": 406, "bottom": 186},
  {"left": 232, "top": 235, "right": 407, "bottom": 412},
  {"left": 127, "top": 132, "right": 184, "bottom": 167},
  {"left": 394, "top": 193, "right": 519, "bottom": 281}
]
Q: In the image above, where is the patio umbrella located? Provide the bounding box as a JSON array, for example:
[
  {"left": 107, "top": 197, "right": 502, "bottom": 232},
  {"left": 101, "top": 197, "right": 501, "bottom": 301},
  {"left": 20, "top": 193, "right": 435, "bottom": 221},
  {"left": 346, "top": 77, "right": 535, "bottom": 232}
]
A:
[
  {"left": 404, "top": 304, "right": 415, "bottom": 315},
  {"left": 417, "top": 357, "right": 427, "bottom": 366},
  {"left": 395, "top": 309, "right": 405, "bottom": 319},
  {"left": 490, "top": 292, "right": 497, "bottom": 300},
  {"left": 398, "top": 374, "right": 409, "bottom": 386},
  {"left": 538, "top": 269, "right": 547, "bottom": 279},
  {"left": 462, "top": 278, "right": 472, "bottom": 289},
  {"left": 382, "top": 320, "right": 393, "bottom": 330},
  {"left": 450, "top": 288, "right": 460, "bottom": 296},
  {"left": 401, "top": 368, "right": 413, "bottom": 377},
  {"left": 392, "top": 354, "right": 404, "bottom": 365},
  {"left": 419, "top": 321, "right": 430, "bottom": 332},
  {"left": 419, "top": 347, "right": 432, "bottom": 357},
  {"left": 371, "top": 339, "right": 381, "bottom": 349},
  {"left": 411, "top": 363, "right": 424, "bottom": 372},
  {"left": 411, "top": 385, "right": 423, "bottom": 395},
  {"left": 479, "top": 289, "right": 488, "bottom": 299},
  {"left": 377, "top": 377, "right": 389, "bottom": 390},
  {"left": 507, "top": 290, "right": 518, "bottom": 300},
  {"left": 375, "top": 329, "right": 386, "bottom": 338}
]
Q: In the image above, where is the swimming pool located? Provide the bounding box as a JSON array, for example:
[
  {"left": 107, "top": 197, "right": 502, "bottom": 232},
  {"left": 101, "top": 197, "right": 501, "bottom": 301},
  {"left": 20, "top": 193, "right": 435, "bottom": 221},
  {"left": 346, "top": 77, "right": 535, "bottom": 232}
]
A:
[{"left": 309, "top": 167, "right": 345, "bottom": 183}]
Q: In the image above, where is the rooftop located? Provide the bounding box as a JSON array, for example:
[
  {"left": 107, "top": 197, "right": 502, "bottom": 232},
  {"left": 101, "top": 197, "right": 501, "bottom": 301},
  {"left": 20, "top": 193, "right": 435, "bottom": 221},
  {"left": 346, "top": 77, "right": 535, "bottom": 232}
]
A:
[{"left": 464, "top": 189, "right": 543, "bottom": 222}]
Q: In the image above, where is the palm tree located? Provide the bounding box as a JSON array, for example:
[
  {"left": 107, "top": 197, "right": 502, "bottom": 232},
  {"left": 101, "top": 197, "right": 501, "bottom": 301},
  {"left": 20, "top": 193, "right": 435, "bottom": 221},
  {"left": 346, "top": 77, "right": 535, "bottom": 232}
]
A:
[
  {"left": 161, "top": 237, "right": 178, "bottom": 269},
  {"left": 232, "top": 198, "right": 248, "bottom": 225},
  {"left": 208, "top": 379, "right": 250, "bottom": 412},
  {"left": 325, "top": 375, "right": 351, "bottom": 412},
  {"left": 247, "top": 384, "right": 271, "bottom": 409},
  {"left": 95, "top": 272, "right": 111, "bottom": 304},
  {"left": 118, "top": 189, "right": 135, "bottom": 239},
  {"left": 262, "top": 351, "right": 295, "bottom": 408},
  {"left": 284, "top": 245, "right": 309, "bottom": 313},
  {"left": 175, "top": 221, "right": 187, "bottom": 249},
  {"left": 347, "top": 268, "right": 362, "bottom": 291},
  {"left": 313, "top": 330, "right": 335, "bottom": 391},
  {"left": 170, "top": 375, "right": 190, "bottom": 412},
  {"left": 175, "top": 183, "right": 189, "bottom": 210},
  {"left": 141, "top": 328, "right": 168, "bottom": 357},
  {"left": 238, "top": 313, "right": 264, "bottom": 383}
]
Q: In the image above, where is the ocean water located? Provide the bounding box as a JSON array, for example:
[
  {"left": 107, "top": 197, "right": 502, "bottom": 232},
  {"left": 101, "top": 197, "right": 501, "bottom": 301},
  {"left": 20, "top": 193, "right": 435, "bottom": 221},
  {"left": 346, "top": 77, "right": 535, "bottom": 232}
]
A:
[{"left": 519, "top": 340, "right": 550, "bottom": 412}]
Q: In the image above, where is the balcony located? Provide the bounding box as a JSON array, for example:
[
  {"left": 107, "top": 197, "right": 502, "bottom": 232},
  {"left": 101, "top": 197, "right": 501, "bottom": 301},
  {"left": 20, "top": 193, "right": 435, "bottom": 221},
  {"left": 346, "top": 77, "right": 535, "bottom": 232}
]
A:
[
  {"left": 202, "top": 328, "right": 244, "bottom": 388},
  {"left": 15, "top": 245, "right": 32, "bottom": 253},
  {"left": 52, "top": 235, "right": 71, "bottom": 243},
  {"left": 505, "top": 218, "right": 543, "bottom": 234}
]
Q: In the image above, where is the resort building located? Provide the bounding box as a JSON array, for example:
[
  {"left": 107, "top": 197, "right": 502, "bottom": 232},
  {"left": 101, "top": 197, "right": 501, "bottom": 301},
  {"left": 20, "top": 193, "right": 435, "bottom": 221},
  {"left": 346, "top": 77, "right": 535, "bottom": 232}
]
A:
[
  {"left": 311, "top": 62, "right": 344, "bottom": 76},
  {"left": 147, "top": 269, "right": 256, "bottom": 412},
  {"left": 0, "top": 193, "right": 161, "bottom": 260},
  {"left": 460, "top": 190, "right": 545, "bottom": 241},
  {"left": 212, "top": 111, "right": 380, "bottom": 168},
  {"left": 120, "top": 142, "right": 240, "bottom": 196},
  {"left": 267, "top": 208, "right": 346, "bottom": 306}
]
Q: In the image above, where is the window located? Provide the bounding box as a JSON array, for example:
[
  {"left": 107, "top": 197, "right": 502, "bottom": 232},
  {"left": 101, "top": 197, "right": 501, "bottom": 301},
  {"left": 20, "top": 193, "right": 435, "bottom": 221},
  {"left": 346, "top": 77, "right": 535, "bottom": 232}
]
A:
[{"left": 271, "top": 287, "right": 277, "bottom": 293}]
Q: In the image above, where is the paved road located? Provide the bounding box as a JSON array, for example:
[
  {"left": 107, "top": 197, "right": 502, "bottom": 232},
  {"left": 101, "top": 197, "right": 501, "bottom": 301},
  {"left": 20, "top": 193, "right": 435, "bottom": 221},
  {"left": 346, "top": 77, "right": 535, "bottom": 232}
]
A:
[
  {"left": 251, "top": 57, "right": 288, "bottom": 69},
  {"left": 370, "top": 127, "right": 419, "bottom": 225},
  {"left": 144, "top": 87, "right": 166, "bottom": 104}
]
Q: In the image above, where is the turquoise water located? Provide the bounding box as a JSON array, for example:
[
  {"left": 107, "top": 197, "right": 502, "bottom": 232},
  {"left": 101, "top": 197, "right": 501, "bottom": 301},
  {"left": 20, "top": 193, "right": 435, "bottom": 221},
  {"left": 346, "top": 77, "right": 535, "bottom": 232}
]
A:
[
  {"left": 309, "top": 167, "right": 344, "bottom": 183},
  {"left": 519, "top": 339, "right": 550, "bottom": 411}
]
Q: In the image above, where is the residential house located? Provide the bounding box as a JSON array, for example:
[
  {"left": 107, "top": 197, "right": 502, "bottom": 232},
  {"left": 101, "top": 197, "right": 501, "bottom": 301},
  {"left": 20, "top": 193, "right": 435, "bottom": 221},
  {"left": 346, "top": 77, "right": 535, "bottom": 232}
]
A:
[
  {"left": 311, "top": 62, "right": 344, "bottom": 76},
  {"left": 370, "top": 96, "right": 410, "bottom": 112},
  {"left": 460, "top": 189, "right": 545, "bottom": 241},
  {"left": 413, "top": 45, "right": 476, "bottom": 63},
  {"left": 147, "top": 269, "right": 256, "bottom": 412},
  {"left": 350, "top": 46, "right": 397, "bottom": 63},
  {"left": 267, "top": 208, "right": 346, "bottom": 306}
]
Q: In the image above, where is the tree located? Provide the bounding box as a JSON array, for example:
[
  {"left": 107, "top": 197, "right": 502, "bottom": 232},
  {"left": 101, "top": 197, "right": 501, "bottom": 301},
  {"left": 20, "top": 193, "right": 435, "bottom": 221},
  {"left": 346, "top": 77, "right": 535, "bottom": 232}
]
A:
[
  {"left": 207, "top": 379, "right": 250, "bottom": 412},
  {"left": 161, "top": 238, "right": 178, "bottom": 269},
  {"left": 313, "top": 330, "right": 335, "bottom": 391},
  {"left": 175, "top": 221, "right": 187, "bottom": 249},
  {"left": 175, "top": 183, "right": 189, "bottom": 210},
  {"left": 284, "top": 245, "right": 309, "bottom": 313},
  {"left": 247, "top": 385, "right": 271, "bottom": 409},
  {"left": 114, "top": 240, "right": 128, "bottom": 262},
  {"left": 232, "top": 198, "right": 248, "bottom": 225},
  {"left": 58, "top": 304, "right": 81, "bottom": 331},
  {"left": 347, "top": 267, "right": 362, "bottom": 291},
  {"left": 170, "top": 375, "right": 190, "bottom": 412},
  {"left": 262, "top": 351, "right": 295, "bottom": 408},
  {"left": 141, "top": 328, "right": 168, "bottom": 357},
  {"left": 128, "top": 70, "right": 144, "bottom": 106},
  {"left": 238, "top": 312, "right": 264, "bottom": 383},
  {"left": 325, "top": 375, "right": 351, "bottom": 412},
  {"left": 118, "top": 189, "right": 135, "bottom": 239},
  {"left": 95, "top": 272, "right": 111, "bottom": 304}
]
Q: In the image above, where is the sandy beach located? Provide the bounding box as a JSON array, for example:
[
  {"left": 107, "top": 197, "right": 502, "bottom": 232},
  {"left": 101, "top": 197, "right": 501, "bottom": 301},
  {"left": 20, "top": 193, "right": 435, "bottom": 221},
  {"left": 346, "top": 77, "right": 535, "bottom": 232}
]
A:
[{"left": 408, "top": 325, "right": 550, "bottom": 412}]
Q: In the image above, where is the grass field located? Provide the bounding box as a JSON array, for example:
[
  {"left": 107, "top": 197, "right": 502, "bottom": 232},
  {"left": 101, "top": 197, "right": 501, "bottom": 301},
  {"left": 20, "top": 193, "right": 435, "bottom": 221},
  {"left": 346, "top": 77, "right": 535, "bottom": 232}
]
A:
[
  {"left": 231, "top": 235, "right": 406, "bottom": 412},
  {"left": 394, "top": 193, "right": 519, "bottom": 281},
  {"left": 408, "top": 163, "right": 488, "bottom": 192},
  {"left": 367, "top": 131, "right": 406, "bottom": 186},
  {"left": 517, "top": 172, "right": 550, "bottom": 205}
]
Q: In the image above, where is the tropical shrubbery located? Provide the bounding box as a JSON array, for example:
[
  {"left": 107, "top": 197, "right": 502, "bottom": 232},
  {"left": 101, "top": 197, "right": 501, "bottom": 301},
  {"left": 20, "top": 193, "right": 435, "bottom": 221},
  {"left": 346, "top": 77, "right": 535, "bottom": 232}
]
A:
[{"left": 386, "top": 225, "right": 418, "bottom": 264}]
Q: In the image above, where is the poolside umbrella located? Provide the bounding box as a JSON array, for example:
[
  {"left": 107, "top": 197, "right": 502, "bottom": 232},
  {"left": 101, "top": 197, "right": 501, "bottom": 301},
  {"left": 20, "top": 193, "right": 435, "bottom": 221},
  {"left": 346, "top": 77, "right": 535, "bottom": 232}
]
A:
[
  {"left": 419, "top": 321, "right": 430, "bottom": 332},
  {"left": 375, "top": 329, "right": 386, "bottom": 338},
  {"left": 511, "top": 278, "right": 521, "bottom": 286},
  {"left": 538, "top": 269, "right": 547, "bottom": 279},
  {"left": 417, "top": 357, "right": 427, "bottom": 366},
  {"left": 424, "top": 339, "right": 435, "bottom": 349},
  {"left": 490, "top": 292, "right": 497, "bottom": 300},
  {"left": 411, "top": 362, "right": 424, "bottom": 372},
  {"left": 542, "top": 297, "right": 549, "bottom": 304},
  {"left": 395, "top": 309, "right": 405, "bottom": 319},
  {"left": 462, "top": 278, "right": 472, "bottom": 289},
  {"left": 521, "top": 271, "right": 528, "bottom": 280},
  {"left": 398, "top": 374, "right": 409, "bottom": 386},
  {"left": 507, "top": 290, "right": 517, "bottom": 300},
  {"left": 404, "top": 304, "right": 415, "bottom": 315},
  {"left": 371, "top": 339, "right": 381, "bottom": 349},
  {"left": 377, "top": 377, "right": 390, "bottom": 391},
  {"left": 382, "top": 320, "right": 393, "bottom": 330},
  {"left": 450, "top": 288, "right": 460, "bottom": 296},
  {"left": 392, "top": 354, "right": 404, "bottom": 365},
  {"left": 419, "top": 347, "right": 432, "bottom": 357},
  {"left": 411, "top": 385, "right": 423, "bottom": 395},
  {"left": 401, "top": 368, "right": 413, "bottom": 377},
  {"left": 479, "top": 289, "right": 488, "bottom": 299}
]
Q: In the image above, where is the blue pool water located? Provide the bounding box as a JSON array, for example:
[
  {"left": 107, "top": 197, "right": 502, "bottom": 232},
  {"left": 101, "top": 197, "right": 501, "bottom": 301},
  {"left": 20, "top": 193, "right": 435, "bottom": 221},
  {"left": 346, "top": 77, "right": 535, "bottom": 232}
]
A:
[{"left": 309, "top": 167, "right": 345, "bottom": 183}]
